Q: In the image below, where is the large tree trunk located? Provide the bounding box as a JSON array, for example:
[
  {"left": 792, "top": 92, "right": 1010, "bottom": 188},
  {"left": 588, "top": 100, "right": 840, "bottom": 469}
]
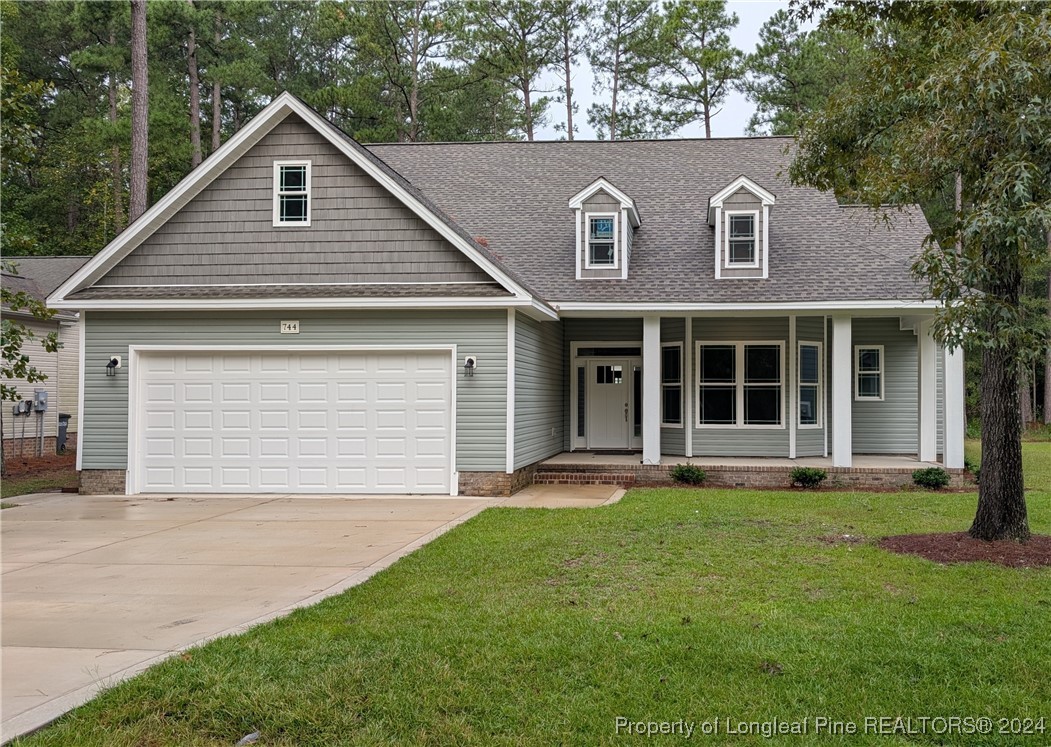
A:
[
  {"left": 1045, "top": 229, "right": 1051, "bottom": 424},
  {"left": 523, "top": 83, "right": 533, "bottom": 141},
  {"left": 211, "top": 10, "right": 221, "bottom": 153},
  {"left": 186, "top": 0, "right": 202, "bottom": 168},
  {"left": 129, "top": 0, "right": 148, "bottom": 222},
  {"left": 969, "top": 247, "right": 1029, "bottom": 542},
  {"left": 562, "top": 30, "right": 573, "bottom": 140},
  {"left": 1019, "top": 369, "right": 1033, "bottom": 427},
  {"left": 108, "top": 61, "right": 124, "bottom": 232}
]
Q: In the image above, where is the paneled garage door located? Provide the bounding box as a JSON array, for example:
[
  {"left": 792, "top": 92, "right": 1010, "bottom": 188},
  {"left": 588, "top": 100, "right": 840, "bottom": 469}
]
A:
[{"left": 134, "top": 350, "right": 452, "bottom": 494}]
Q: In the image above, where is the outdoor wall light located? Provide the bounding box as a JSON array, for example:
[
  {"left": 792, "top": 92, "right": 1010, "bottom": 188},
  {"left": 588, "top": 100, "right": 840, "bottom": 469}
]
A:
[
  {"left": 106, "top": 356, "right": 122, "bottom": 376},
  {"left": 463, "top": 355, "right": 477, "bottom": 377}
]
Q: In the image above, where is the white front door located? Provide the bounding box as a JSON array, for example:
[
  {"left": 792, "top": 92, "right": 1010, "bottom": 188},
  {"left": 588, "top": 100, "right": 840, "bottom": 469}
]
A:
[
  {"left": 134, "top": 349, "right": 452, "bottom": 494},
  {"left": 586, "top": 359, "right": 630, "bottom": 449}
]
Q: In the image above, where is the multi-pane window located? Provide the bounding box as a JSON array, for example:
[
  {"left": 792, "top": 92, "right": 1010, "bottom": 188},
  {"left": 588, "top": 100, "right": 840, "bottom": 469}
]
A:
[
  {"left": 726, "top": 213, "right": 756, "bottom": 265},
  {"left": 697, "top": 342, "right": 784, "bottom": 427},
  {"left": 798, "top": 342, "right": 822, "bottom": 427},
  {"left": 855, "top": 346, "right": 884, "bottom": 400},
  {"left": 661, "top": 344, "right": 682, "bottom": 426},
  {"left": 274, "top": 161, "right": 311, "bottom": 225},
  {"left": 698, "top": 344, "right": 736, "bottom": 425},
  {"left": 587, "top": 215, "right": 617, "bottom": 267}
]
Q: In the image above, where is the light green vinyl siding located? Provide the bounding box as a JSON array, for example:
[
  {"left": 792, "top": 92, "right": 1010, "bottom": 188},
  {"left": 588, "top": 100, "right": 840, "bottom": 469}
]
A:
[
  {"left": 692, "top": 317, "right": 790, "bottom": 457},
  {"left": 514, "top": 315, "right": 564, "bottom": 469},
  {"left": 82, "top": 310, "right": 507, "bottom": 472},
  {"left": 851, "top": 318, "right": 918, "bottom": 454},
  {"left": 660, "top": 317, "right": 686, "bottom": 456}
]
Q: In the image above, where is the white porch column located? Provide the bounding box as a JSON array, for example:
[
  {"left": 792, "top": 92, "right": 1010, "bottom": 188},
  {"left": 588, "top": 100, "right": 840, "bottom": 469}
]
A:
[
  {"left": 943, "top": 345, "right": 965, "bottom": 468},
  {"left": 642, "top": 315, "right": 661, "bottom": 465},
  {"left": 831, "top": 314, "right": 853, "bottom": 468},
  {"left": 917, "top": 318, "right": 938, "bottom": 463}
]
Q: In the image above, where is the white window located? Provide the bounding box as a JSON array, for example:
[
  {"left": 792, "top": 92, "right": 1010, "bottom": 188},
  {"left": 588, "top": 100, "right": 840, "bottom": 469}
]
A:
[
  {"left": 273, "top": 160, "right": 311, "bottom": 226},
  {"left": 697, "top": 341, "right": 784, "bottom": 428},
  {"left": 586, "top": 213, "right": 618, "bottom": 268},
  {"left": 855, "top": 345, "right": 884, "bottom": 400},
  {"left": 798, "top": 341, "right": 822, "bottom": 428},
  {"left": 725, "top": 211, "right": 758, "bottom": 266},
  {"left": 661, "top": 343, "right": 682, "bottom": 427}
]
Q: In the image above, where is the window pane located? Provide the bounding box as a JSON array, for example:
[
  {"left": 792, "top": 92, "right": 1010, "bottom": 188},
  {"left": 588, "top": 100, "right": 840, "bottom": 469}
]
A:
[
  {"left": 858, "top": 373, "right": 881, "bottom": 398},
  {"left": 280, "top": 195, "right": 308, "bottom": 221},
  {"left": 699, "top": 386, "right": 735, "bottom": 424},
  {"left": 577, "top": 347, "right": 641, "bottom": 357},
  {"left": 661, "top": 346, "right": 681, "bottom": 384},
  {"left": 729, "top": 214, "right": 754, "bottom": 237},
  {"left": 858, "top": 348, "right": 881, "bottom": 372},
  {"left": 633, "top": 367, "right": 642, "bottom": 437},
  {"left": 745, "top": 345, "right": 780, "bottom": 383},
  {"left": 800, "top": 345, "right": 820, "bottom": 384},
  {"left": 589, "top": 241, "right": 615, "bottom": 266},
  {"left": 744, "top": 386, "right": 781, "bottom": 425},
  {"left": 662, "top": 386, "right": 682, "bottom": 425},
  {"left": 589, "top": 217, "right": 614, "bottom": 240},
  {"left": 799, "top": 385, "right": 819, "bottom": 425},
  {"left": 280, "top": 165, "right": 306, "bottom": 191},
  {"left": 700, "top": 345, "right": 735, "bottom": 382},
  {"left": 729, "top": 239, "right": 755, "bottom": 264},
  {"left": 577, "top": 366, "right": 585, "bottom": 437}
]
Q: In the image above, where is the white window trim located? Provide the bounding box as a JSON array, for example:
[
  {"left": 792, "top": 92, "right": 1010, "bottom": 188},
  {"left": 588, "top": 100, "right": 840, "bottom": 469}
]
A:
[
  {"left": 798, "top": 340, "right": 823, "bottom": 429},
  {"left": 660, "top": 342, "right": 683, "bottom": 428},
  {"left": 854, "top": 344, "right": 885, "bottom": 401},
  {"left": 273, "top": 160, "right": 312, "bottom": 227},
  {"left": 723, "top": 210, "right": 760, "bottom": 268},
  {"left": 584, "top": 212, "right": 620, "bottom": 270},
  {"left": 694, "top": 340, "right": 786, "bottom": 430}
]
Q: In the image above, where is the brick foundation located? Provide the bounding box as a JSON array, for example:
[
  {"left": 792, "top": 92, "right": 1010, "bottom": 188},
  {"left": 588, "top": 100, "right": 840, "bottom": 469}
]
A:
[
  {"left": 2, "top": 433, "right": 78, "bottom": 460},
  {"left": 80, "top": 469, "right": 127, "bottom": 494},
  {"left": 458, "top": 461, "right": 542, "bottom": 497},
  {"left": 534, "top": 461, "right": 970, "bottom": 490}
]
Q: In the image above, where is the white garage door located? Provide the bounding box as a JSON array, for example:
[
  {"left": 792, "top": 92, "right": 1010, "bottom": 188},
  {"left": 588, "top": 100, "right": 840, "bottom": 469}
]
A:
[{"left": 135, "top": 350, "right": 452, "bottom": 494}]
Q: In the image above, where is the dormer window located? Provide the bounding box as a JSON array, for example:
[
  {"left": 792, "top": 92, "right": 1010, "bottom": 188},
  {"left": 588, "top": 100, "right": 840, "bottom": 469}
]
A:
[
  {"left": 726, "top": 212, "right": 758, "bottom": 266},
  {"left": 708, "top": 176, "right": 775, "bottom": 280},
  {"left": 569, "top": 177, "right": 641, "bottom": 281},
  {"left": 587, "top": 214, "right": 618, "bottom": 267},
  {"left": 273, "top": 160, "right": 311, "bottom": 226}
]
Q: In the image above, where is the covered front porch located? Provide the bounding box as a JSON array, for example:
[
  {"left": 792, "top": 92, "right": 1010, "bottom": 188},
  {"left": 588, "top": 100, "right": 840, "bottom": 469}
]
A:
[{"left": 555, "top": 312, "right": 965, "bottom": 471}]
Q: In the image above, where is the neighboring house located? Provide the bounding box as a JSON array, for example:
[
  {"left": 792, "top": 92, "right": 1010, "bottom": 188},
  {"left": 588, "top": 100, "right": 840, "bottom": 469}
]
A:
[
  {"left": 3, "top": 256, "right": 89, "bottom": 458},
  {"left": 48, "top": 93, "right": 964, "bottom": 496}
]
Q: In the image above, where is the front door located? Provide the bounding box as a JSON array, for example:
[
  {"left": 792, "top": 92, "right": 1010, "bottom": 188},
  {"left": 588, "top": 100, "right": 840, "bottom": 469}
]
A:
[{"left": 586, "top": 359, "right": 630, "bottom": 449}]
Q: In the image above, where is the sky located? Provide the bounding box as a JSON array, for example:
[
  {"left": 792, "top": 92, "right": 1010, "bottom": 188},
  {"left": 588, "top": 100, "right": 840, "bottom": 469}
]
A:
[{"left": 534, "top": 0, "right": 801, "bottom": 140}]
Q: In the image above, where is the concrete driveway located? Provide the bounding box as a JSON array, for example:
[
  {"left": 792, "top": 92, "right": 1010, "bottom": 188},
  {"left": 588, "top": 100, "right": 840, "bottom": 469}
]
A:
[{"left": 1, "top": 491, "right": 494, "bottom": 741}]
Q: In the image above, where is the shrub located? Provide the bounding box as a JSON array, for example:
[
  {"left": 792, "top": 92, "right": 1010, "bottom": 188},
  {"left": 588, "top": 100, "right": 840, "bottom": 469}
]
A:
[
  {"left": 670, "top": 464, "right": 706, "bottom": 485},
  {"left": 964, "top": 456, "right": 980, "bottom": 482},
  {"left": 913, "top": 467, "right": 950, "bottom": 490},
  {"left": 790, "top": 467, "right": 827, "bottom": 489}
]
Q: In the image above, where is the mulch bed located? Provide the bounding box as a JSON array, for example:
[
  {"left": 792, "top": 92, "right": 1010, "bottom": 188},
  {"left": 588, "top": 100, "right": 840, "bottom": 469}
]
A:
[
  {"left": 879, "top": 532, "right": 1051, "bottom": 568},
  {"left": 2, "top": 450, "right": 76, "bottom": 478}
]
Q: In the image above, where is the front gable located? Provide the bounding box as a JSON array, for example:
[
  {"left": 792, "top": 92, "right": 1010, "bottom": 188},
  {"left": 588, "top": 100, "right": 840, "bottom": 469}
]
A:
[{"left": 96, "top": 115, "right": 491, "bottom": 287}]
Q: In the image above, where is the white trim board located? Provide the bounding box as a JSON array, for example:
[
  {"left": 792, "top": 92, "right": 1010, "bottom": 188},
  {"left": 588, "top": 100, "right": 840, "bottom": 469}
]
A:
[
  {"left": 49, "top": 92, "right": 546, "bottom": 314},
  {"left": 568, "top": 177, "right": 641, "bottom": 227},
  {"left": 555, "top": 301, "right": 942, "bottom": 316}
]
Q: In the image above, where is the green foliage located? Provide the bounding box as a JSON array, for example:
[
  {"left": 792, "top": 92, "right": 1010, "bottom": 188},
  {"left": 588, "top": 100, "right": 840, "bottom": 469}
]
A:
[
  {"left": 669, "top": 463, "right": 706, "bottom": 485},
  {"left": 1, "top": 261, "right": 58, "bottom": 403},
  {"left": 964, "top": 456, "right": 980, "bottom": 482},
  {"left": 912, "top": 467, "right": 951, "bottom": 490},
  {"left": 790, "top": 466, "right": 827, "bottom": 489}
]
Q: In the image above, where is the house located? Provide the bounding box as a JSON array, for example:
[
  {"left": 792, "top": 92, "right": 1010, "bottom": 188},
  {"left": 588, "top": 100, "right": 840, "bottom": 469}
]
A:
[
  {"left": 3, "top": 256, "right": 89, "bottom": 459},
  {"left": 48, "top": 93, "right": 964, "bottom": 496}
]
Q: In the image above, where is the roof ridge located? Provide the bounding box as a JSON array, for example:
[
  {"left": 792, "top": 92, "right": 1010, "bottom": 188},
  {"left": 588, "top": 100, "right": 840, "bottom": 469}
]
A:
[{"left": 365, "top": 135, "right": 796, "bottom": 147}]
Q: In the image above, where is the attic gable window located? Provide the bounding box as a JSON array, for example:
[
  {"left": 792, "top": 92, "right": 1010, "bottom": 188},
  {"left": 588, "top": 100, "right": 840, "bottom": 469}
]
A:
[
  {"left": 273, "top": 161, "right": 311, "bottom": 226},
  {"left": 587, "top": 214, "right": 618, "bottom": 268}
]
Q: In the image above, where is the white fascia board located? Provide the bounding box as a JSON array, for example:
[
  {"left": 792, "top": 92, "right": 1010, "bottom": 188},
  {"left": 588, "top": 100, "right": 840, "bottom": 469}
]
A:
[
  {"left": 554, "top": 300, "right": 942, "bottom": 316},
  {"left": 49, "top": 295, "right": 557, "bottom": 314},
  {"left": 50, "top": 92, "right": 544, "bottom": 313},
  {"left": 568, "top": 177, "right": 641, "bottom": 227},
  {"left": 707, "top": 175, "right": 777, "bottom": 225}
]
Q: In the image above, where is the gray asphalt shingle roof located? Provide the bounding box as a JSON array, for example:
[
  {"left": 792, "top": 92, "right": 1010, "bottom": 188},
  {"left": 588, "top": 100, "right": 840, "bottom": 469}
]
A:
[{"left": 366, "top": 138, "right": 933, "bottom": 305}]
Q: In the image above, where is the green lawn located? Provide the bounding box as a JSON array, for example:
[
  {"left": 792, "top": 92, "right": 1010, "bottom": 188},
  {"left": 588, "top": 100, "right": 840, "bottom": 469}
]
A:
[
  {"left": 16, "top": 448, "right": 1051, "bottom": 746},
  {"left": 1, "top": 473, "right": 73, "bottom": 500}
]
